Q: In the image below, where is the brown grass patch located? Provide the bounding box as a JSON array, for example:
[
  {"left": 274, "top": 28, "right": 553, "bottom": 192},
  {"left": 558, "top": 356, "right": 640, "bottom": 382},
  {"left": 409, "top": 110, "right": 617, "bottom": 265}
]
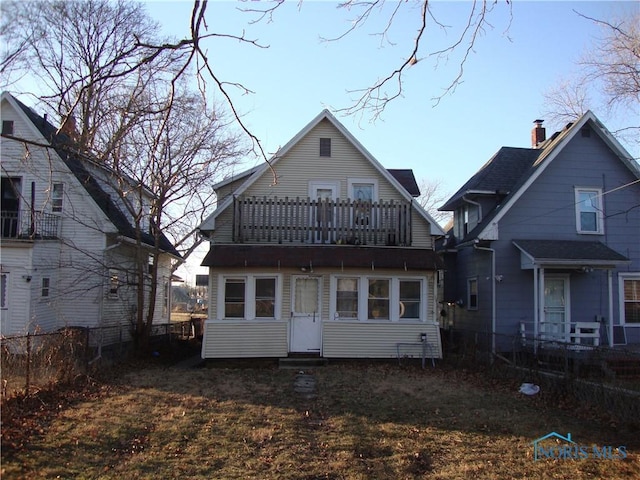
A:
[{"left": 2, "top": 363, "right": 639, "bottom": 479}]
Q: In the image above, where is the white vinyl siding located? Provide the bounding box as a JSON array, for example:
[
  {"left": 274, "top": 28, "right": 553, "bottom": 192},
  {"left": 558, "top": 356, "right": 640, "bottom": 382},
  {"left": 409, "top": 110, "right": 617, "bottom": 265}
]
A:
[
  {"left": 322, "top": 321, "right": 442, "bottom": 359},
  {"left": 202, "top": 320, "right": 288, "bottom": 358}
]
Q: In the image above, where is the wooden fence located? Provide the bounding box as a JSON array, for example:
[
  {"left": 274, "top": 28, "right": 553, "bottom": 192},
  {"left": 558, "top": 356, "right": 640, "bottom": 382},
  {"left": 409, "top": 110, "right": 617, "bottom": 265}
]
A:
[{"left": 232, "top": 196, "right": 412, "bottom": 246}]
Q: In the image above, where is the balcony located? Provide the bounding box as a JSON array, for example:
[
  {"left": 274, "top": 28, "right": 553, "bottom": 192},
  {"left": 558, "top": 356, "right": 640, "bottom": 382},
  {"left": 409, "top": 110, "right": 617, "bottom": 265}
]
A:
[
  {"left": 232, "top": 196, "right": 412, "bottom": 246},
  {"left": 1, "top": 210, "right": 61, "bottom": 240}
]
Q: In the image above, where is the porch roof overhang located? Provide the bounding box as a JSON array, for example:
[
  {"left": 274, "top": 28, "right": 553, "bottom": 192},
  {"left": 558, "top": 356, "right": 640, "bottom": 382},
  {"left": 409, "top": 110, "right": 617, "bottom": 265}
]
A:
[
  {"left": 513, "top": 239, "right": 630, "bottom": 270},
  {"left": 201, "top": 245, "right": 445, "bottom": 270}
]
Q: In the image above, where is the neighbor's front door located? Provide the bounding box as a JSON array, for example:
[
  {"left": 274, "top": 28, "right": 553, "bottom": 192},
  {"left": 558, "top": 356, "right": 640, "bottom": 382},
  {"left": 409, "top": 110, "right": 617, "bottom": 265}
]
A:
[
  {"left": 290, "top": 276, "right": 322, "bottom": 353},
  {"left": 541, "top": 275, "right": 570, "bottom": 342}
]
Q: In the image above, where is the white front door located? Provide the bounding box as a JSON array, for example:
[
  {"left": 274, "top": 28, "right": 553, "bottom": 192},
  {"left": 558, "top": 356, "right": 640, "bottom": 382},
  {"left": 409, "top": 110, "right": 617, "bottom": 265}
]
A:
[
  {"left": 541, "top": 275, "right": 570, "bottom": 342},
  {"left": 290, "top": 276, "right": 322, "bottom": 353}
]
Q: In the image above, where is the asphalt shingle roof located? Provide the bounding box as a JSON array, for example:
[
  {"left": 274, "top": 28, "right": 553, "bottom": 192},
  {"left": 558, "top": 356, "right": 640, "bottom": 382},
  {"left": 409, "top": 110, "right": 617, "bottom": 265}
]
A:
[{"left": 14, "top": 97, "right": 180, "bottom": 257}]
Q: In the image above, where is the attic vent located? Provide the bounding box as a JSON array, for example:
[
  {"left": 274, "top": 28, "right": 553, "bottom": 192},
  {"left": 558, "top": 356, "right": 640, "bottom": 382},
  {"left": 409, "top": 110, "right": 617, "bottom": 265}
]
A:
[
  {"left": 320, "top": 138, "right": 331, "bottom": 157},
  {"left": 2, "top": 120, "right": 14, "bottom": 135},
  {"left": 581, "top": 127, "right": 591, "bottom": 138}
]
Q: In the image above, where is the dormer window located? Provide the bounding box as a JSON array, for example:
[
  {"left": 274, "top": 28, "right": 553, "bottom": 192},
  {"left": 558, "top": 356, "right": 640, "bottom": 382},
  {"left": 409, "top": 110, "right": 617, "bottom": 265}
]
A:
[{"left": 320, "top": 138, "right": 331, "bottom": 157}]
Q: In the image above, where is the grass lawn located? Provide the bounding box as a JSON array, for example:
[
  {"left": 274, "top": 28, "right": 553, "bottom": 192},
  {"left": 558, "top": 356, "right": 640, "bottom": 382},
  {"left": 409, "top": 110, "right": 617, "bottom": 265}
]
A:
[{"left": 2, "top": 361, "right": 639, "bottom": 479}]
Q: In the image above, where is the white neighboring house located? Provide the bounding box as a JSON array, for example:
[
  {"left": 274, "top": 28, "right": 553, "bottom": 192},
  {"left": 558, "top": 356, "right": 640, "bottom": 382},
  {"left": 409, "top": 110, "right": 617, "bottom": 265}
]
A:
[{"left": 0, "top": 92, "right": 181, "bottom": 341}]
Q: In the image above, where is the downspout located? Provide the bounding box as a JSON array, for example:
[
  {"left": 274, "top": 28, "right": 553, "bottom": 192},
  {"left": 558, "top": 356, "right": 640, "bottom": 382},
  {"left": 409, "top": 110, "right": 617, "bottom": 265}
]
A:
[
  {"left": 474, "top": 241, "right": 496, "bottom": 357},
  {"left": 533, "top": 266, "right": 539, "bottom": 354},
  {"left": 608, "top": 270, "right": 613, "bottom": 347}
]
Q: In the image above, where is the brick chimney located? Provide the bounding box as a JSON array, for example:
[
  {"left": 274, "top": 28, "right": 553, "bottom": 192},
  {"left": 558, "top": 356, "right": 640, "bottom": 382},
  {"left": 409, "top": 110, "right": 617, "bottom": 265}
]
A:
[
  {"left": 60, "top": 114, "right": 78, "bottom": 141},
  {"left": 531, "top": 119, "right": 546, "bottom": 148}
]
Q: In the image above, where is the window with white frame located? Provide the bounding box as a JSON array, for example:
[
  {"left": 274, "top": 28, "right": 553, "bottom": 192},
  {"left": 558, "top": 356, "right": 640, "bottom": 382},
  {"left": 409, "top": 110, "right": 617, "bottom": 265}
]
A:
[
  {"left": 348, "top": 179, "right": 377, "bottom": 226},
  {"left": 221, "top": 275, "right": 279, "bottom": 319},
  {"left": 52, "top": 183, "right": 64, "bottom": 213},
  {"left": 109, "top": 269, "right": 120, "bottom": 297},
  {"left": 621, "top": 275, "right": 640, "bottom": 325},
  {"left": 467, "top": 277, "right": 478, "bottom": 310},
  {"left": 575, "top": 187, "right": 603, "bottom": 234},
  {"left": 336, "top": 278, "right": 359, "bottom": 318},
  {"left": 41, "top": 277, "right": 50, "bottom": 298},
  {"left": 399, "top": 280, "right": 421, "bottom": 319},
  {"left": 255, "top": 278, "right": 276, "bottom": 318},
  {"left": 332, "top": 276, "right": 426, "bottom": 322},
  {"left": 0, "top": 273, "right": 7, "bottom": 309},
  {"left": 368, "top": 278, "right": 390, "bottom": 320}
]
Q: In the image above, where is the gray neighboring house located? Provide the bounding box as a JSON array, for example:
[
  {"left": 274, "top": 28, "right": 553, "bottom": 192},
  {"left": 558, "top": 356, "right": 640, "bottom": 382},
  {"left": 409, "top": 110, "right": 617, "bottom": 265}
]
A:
[{"left": 438, "top": 112, "right": 640, "bottom": 353}]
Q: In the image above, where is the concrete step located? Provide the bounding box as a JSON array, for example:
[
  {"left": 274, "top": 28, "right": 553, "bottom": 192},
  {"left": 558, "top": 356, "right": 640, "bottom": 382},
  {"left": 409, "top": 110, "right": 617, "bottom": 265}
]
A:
[{"left": 279, "top": 357, "right": 328, "bottom": 370}]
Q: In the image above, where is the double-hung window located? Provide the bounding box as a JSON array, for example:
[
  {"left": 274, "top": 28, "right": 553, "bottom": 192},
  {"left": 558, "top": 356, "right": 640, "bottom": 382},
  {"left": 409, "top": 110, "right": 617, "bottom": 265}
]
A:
[
  {"left": 368, "top": 279, "right": 390, "bottom": 320},
  {"left": 52, "top": 183, "right": 64, "bottom": 213},
  {"left": 222, "top": 275, "right": 279, "bottom": 319},
  {"left": 41, "top": 277, "right": 50, "bottom": 298},
  {"left": 336, "top": 278, "right": 358, "bottom": 318},
  {"left": 467, "top": 278, "right": 478, "bottom": 310},
  {"left": 575, "top": 187, "right": 603, "bottom": 234},
  {"left": 620, "top": 275, "right": 640, "bottom": 326}
]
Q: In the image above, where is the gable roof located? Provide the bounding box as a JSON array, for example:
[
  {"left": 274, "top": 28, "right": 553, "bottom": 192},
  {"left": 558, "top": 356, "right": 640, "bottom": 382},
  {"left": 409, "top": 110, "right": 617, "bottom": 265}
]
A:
[
  {"left": 2, "top": 92, "right": 181, "bottom": 258},
  {"left": 441, "top": 111, "right": 640, "bottom": 243},
  {"left": 200, "top": 109, "right": 444, "bottom": 235},
  {"left": 440, "top": 147, "right": 542, "bottom": 210}
]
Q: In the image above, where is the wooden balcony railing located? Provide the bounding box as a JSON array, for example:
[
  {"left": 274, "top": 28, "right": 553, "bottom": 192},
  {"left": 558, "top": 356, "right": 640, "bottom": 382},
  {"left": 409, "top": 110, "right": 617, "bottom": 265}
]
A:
[
  {"left": 232, "top": 196, "right": 412, "bottom": 246},
  {"left": 1, "top": 210, "right": 61, "bottom": 240}
]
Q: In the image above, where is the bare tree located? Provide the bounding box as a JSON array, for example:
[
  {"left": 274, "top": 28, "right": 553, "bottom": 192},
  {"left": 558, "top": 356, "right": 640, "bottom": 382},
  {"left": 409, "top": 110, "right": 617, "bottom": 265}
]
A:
[
  {"left": 1, "top": 0, "right": 248, "bottom": 350},
  {"left": 417, "top": 178, "right": 452, "bottom": 229},
  {"left": 542, "top": 10, "right": 639, "bottom": 146},
  {"left": 243, "top": 1, "right": 511, "bottom": 120}
]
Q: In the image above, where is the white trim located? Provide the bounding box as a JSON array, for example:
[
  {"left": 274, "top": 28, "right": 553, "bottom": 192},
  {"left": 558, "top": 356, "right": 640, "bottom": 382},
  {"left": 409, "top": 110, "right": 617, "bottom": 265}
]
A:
[
  {"left": 308, "top": 180, "right": 340, "bottom": 199},
  {"left": 477, "top": 111, "right": 639, "bottom": 241},
  {"left": 198, "top": 109, "right": 445, "bottom": 235},
  {"left": 574, "top": 186, "right": 604, "bottom": 235},
  {"left": 348, "top": 178, "right": 378, "bottom": 202},
  {"left": 619, "top": 272, "right": 640, "bottom": 327},
  {"left": 329, "top": 274, "right": 428, "bottom": 323},
  {"left": 218, "top": 274, "right": 282, "bottom": 320}
]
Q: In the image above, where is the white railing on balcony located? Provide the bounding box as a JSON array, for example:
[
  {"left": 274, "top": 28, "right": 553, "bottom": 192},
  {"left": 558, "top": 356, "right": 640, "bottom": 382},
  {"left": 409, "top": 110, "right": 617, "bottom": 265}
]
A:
[
  {"left": 232, "top": 196, "right": 412, "bottom": 246},
  {"left": 1, "top": 210, "right": 60, "bottom": 239}
]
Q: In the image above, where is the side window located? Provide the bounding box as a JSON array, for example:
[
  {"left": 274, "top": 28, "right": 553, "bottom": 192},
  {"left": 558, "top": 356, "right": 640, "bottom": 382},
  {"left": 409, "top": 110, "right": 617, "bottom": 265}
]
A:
[
  {"left": 575, "top": 188, "right": 603, "bottom": 234},
  {"left": 622, "top": 277, "right": 640, "bottom": 325},
  {"left": 224, "top": 278, "right": 246, "bottom": 318},
  {"left": 41, "top": 277, "right": 50, "bottom": 298},
  {"left": 52, "top": 183, "right": 64, "bottom": 213},
  {"left": 0, "top": 273, "right": 7, "bottom": 309},
  {"left": 336, "top": 278, "right": 358, "bottom": 318},
  {"left": 255, "top": 277, "right": 276, "bottom": 318},
  {"left": 467, "top": 278, "right": 478, "bottom": 310},
  {"left": 368, "top": 279, "right": 390, "bottom": 320},
  {"left": 399, "top": 280, "right": 421, "bottom": 319},
  {"left": 2, "top": 121, "right": 14, "bottom": 135},
  {"left": 109, "top": 269, "right": 120, "bottom": 297}
]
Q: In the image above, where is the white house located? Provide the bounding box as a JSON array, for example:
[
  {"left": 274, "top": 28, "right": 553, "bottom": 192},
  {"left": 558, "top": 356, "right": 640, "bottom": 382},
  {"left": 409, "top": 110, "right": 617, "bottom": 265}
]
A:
[
  {"left": 1, "top": 92, "right": 181, "bottom": 343},
  {"left": 198, "top": 109, "right": 445, "bottom": 360}
]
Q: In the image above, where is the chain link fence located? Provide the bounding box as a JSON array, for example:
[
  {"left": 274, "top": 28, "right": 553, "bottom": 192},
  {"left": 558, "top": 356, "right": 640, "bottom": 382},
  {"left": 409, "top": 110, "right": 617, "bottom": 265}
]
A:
[
  {"left": 1, "top": 321, "right": 195, "bottom": 399},
  {"left": 441, "top": 327, "right": 640, "bottom": 426}
]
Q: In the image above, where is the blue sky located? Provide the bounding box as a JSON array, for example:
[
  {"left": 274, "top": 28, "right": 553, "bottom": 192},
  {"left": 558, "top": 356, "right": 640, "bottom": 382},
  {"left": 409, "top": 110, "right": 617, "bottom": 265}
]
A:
[
  {"left": 143, "top": 0, "right": 639, "bottom": 281},
  {"left": 147, "top": 0, "right": 639, "bottom": 197}
]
